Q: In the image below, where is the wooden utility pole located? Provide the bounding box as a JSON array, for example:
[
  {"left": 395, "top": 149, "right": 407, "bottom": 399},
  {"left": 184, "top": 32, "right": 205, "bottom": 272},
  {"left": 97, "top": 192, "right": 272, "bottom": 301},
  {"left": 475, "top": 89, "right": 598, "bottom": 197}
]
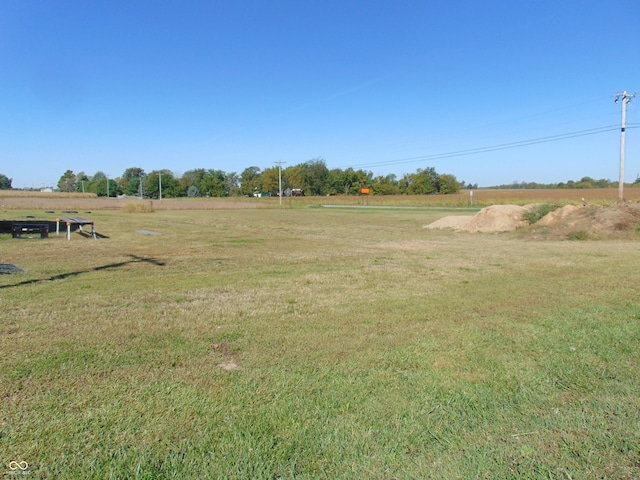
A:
[
  {"left": 615, "top": 91, "right": 636, "bottom": 202},
  {"left": 275, "top": 160, "right": 287, "bottom": 205}
]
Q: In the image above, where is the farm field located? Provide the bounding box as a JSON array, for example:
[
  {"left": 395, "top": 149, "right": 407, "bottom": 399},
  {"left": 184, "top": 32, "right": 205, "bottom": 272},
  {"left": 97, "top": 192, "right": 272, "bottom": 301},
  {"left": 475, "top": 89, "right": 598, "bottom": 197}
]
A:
[
  {"left": 2, "top": 187, "right": 640, "bottom": 211},
  {"left": 1, "top": 205, "right": 639, "bottom": 478}
]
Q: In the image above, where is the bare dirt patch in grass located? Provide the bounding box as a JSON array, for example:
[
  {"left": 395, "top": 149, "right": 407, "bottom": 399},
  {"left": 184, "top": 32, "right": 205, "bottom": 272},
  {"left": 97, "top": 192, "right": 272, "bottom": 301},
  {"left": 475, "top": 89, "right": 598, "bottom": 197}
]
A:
[{"left": 210, "top": 342, "right": 242, "bottom": 371}]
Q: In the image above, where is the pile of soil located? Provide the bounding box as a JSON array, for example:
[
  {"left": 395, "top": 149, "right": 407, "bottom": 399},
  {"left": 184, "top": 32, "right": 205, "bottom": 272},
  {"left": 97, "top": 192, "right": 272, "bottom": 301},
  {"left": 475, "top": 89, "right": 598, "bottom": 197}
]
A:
[
  {"left": 527, "top": 203, "right": 640, "bottom": 239},
  {"left": 425, "top": 203, "right": 640, "bottom": 239},
  {"left": 424, "top": 205, "right": 531, "bottom": 233}
]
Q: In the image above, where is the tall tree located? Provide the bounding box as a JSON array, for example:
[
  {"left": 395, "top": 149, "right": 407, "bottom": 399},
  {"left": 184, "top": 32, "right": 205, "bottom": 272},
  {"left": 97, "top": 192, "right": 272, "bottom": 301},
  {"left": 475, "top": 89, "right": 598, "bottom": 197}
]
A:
[
  {"left": 125, "top": 177, "right": 141, "bottom": 196},
  {"left": 341, "top": 168, "right": 360, "bottom": 195},
  {"left": 261, "top": 167, "right": 280, "bottom": 195},
  {"left": 225, "top": 172, "right": 240, "bottom": 197},
  {"left": 239, "top": 166, "right": 262, "bottom": 196},
  {"left": 372, "top": 173, "right": 400, "bottom": 195},
  {"left": 355, "top": 169, "right": 373, "bottom": 192},
  {"left": 437, "top": 174, "right": 460, "bottom": 194},
  {"left": 146, "top": 169, "right": 181, "bottom": 198},
  {"left": 180, "top": 168, "right": 207, "bottom": 196},
  {"left": 57, "top": 170, "right": 76, "bottom": 192},
  {"left": 304, "top": 158, "right": 329, "bottom": 195},
  {"left": 74, "top": 172, "right": 90, "bottom": 192},
  {"left": 283, "top": 165, "right": 305, "bottom": 192},
  {"left": 200, "top": 169, "right": 227, "bottom": 197},
  {"left": 404, "top": 167, "right": 439, "bottom": 194},
  {"left": 120, "top": 167, "right": 145, "bottom": 193},
  {"left": 90, "top": 171, "right": 108, "bottom": 196},
  {"left": 0, "top": 173, "right": 12, "bottom": 189}
]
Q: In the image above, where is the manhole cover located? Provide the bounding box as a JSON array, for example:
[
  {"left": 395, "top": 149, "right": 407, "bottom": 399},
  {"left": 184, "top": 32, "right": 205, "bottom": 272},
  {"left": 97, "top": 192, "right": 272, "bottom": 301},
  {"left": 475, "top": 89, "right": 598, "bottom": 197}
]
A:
[{"left": 0, "top": 264, "right": 25, "bottom": 274}]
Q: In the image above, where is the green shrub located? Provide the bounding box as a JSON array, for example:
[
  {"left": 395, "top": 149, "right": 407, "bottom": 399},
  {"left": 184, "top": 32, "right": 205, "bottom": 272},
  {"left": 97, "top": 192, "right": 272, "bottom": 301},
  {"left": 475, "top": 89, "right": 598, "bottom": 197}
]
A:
[
  {"left": 567, "top": 230, "right": 588, "bottom": 241},
  {"left": 523, "top": 202, "right": 563, "bottom": 224}
]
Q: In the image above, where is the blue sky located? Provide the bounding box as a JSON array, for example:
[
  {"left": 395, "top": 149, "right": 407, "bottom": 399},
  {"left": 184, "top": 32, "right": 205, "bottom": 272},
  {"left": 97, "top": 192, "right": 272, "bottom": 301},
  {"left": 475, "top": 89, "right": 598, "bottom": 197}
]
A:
[{"left": 1, "top": 0, "right": 638, "bottom": 188}]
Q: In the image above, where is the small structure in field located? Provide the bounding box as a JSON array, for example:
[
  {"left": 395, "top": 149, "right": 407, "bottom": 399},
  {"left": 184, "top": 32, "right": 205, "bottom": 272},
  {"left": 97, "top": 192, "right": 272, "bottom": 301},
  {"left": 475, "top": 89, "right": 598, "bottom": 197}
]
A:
[
  {"left": 56, "top": 216, "right": 97, "bottom": 240},
  {"left": 0, "top": 219, "right": 56, "bottom": 239}
]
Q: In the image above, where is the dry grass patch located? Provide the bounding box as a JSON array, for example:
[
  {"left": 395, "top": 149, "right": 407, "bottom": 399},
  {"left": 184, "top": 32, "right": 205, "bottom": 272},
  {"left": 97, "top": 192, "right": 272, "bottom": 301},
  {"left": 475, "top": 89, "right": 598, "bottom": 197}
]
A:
[
  {"left": 120, "top": 200, "right": 155, "bottom": 213},
  {"left": 2, "top": 187, "right": 640, "bottom": 212},
  {"left": 0, "top": 191, "right": 97, "bottom": 199}
]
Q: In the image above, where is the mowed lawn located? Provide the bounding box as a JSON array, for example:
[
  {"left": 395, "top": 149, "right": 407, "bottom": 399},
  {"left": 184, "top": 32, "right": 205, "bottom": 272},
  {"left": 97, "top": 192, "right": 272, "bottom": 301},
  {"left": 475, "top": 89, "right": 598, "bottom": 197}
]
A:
[{"left": 1, "top": 207, "right": 639, "bottom": 479}]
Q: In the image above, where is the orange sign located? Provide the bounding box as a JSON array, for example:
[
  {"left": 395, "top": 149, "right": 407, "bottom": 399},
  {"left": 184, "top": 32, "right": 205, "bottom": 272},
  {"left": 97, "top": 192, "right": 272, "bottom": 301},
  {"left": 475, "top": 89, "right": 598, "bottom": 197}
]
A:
[{"left": 360, "top": 188, "right": 370, "bottom": 194}]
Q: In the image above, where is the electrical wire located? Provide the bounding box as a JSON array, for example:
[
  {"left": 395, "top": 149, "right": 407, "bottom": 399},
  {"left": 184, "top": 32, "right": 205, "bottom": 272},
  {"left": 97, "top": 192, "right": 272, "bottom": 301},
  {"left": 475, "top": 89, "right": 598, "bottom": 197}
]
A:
[{"left": 341, "top": 124, "right": 637, "bottom": 171}]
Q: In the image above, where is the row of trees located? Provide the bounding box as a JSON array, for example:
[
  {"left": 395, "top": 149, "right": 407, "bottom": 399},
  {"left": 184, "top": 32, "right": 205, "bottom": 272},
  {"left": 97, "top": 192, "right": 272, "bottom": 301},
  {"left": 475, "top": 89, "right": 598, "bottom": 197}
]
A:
[
  {"left": 7, "top": 167, "right": 637, "bottom": 195},
  {"left": 56, "top": 159, "right": 464, "bottom": 198},
  {"left": 490, "top": 176, "right": 640, "bottom": 189}
]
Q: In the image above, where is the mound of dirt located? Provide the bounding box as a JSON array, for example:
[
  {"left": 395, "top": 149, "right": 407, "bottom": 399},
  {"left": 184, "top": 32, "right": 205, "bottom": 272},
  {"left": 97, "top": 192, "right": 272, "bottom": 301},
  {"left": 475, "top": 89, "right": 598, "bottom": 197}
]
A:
[
  {"left": 424, "top": 205, "right": 531, "bottom": 233},
  {"left": 425, "top": 203, "right": 640, "bottom": 239},
  {"left": 535, "top": 205, "right": 581, "bottom": 226},
  {"left": 527, "top": 203, "right": 640, "bottom": 239},
  {"left": 424, "top": 215, "right": 474, "bottom": 230},
  {"left": 592, "top": 204, "right": 640, "bottom": 232}
]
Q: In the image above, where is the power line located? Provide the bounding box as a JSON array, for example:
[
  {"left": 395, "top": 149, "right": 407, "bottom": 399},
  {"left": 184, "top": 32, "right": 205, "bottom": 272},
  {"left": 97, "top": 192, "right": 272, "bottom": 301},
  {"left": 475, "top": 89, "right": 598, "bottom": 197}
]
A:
[{"left": 340, "top": 124, "right": 632, "bottom": 171}]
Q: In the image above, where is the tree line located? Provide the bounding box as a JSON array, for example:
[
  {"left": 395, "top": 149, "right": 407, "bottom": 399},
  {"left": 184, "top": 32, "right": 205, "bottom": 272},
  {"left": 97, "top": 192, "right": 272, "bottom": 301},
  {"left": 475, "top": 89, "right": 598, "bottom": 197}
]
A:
[
  {"left": 54, "top": 159, "right": 464, "bottom": 198},
  {"left": 489, "top": 176, "right": 640, "bottom": 190},
  {"left": 3, "top": 167, "right": 638, "bottom": 195}
]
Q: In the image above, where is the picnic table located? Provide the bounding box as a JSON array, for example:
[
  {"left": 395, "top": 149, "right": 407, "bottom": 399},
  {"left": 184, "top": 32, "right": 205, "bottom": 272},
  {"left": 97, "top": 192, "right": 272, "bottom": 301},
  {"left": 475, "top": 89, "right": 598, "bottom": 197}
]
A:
[{"left": 56, "top": 216, "right": 96, "bottom": 240}]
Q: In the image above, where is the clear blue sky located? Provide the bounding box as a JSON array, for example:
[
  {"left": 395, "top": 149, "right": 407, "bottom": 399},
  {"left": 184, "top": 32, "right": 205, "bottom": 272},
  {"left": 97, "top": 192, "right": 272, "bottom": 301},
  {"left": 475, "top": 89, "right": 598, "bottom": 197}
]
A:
[{"left": 1, "top": 0, "right": 638, "bottom": 188}]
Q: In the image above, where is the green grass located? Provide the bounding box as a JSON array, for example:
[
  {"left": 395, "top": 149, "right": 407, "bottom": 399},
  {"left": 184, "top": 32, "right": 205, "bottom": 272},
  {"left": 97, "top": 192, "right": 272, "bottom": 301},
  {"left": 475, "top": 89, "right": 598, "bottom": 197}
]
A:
[
  {"left": 522, "top": 203, "right": 563, "bottom": 224},
  {"left": 1, "top": 208, "right": 639, "bottom": 479},
  {"left": 567, "top": 230, "right": 589, "bottom": 241}
]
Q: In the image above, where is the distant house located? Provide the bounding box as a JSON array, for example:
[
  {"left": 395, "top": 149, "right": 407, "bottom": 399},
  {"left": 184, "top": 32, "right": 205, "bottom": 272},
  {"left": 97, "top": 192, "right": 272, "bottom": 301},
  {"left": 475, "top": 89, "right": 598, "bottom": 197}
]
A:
[{"left": 40, "top": 188, "right": 53, "bottom": 193}]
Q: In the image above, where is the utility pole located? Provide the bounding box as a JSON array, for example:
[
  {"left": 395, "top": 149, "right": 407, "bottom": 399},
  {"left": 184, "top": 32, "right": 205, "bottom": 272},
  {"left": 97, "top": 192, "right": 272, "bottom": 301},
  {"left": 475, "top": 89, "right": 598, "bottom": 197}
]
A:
[
  {"left": 106, "top": 175, "right": 109, "bottom": 198},
  {"left": 615, "top": 91, "right": 636, "bottom": 202},
  {"left": 158, "top": 173, "right": 163, "bottom": 200},
  {"left": 275, "top": 160, "right": 287, "bottom": 205}
]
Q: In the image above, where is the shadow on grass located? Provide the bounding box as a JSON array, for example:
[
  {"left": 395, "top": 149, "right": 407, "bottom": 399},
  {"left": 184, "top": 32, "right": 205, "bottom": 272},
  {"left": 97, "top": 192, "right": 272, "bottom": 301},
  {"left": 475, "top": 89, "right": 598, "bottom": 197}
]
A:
[
  {"left": 0, "top": 254, "right": 165, "bottom": 289},
  {"left": 76, "top": 230, "right": 110, "bottom": 239}
]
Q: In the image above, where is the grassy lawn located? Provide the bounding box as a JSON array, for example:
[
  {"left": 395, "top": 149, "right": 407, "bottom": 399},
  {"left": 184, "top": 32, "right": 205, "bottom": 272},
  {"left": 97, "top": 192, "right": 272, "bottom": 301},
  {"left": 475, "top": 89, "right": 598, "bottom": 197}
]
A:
[{"left": 1, "top": 207, "right": 639, "bottom": 479}]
